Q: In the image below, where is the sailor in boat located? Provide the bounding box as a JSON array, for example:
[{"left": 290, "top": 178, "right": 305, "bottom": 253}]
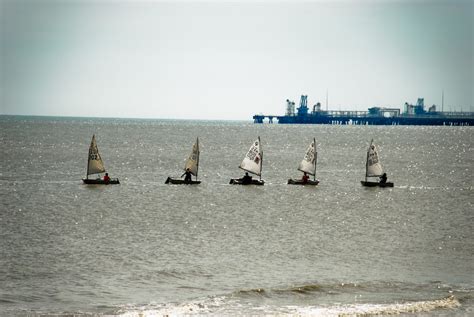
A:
[
  {"left": 242, "top": 172, "right": 252, "bottom": 185},
  {"left": 181, "top": 168, "right": 192, "bottom": 183},
  {"left": 103, "top": 172, "right": 110, "bottom": 183},
  {"left": 379, "top": 172, "right": 388, "bottom": 184},
  {"left": 301, "top": 172, "right": 309, "bottom": 184}
]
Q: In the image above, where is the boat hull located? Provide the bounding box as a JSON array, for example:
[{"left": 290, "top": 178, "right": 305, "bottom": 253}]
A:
[
  {"left": 361, "top": 181, "right": 394, "bottom": 187},
  {"left": 287, "top": 179, "right": 319, "bottom": 185},
  {"left": 82, "top": 178, "right": 120, "bottom": 185},
  {"left": 165, "top": 177, "right": 201, "bottom": 185},
  {"left": 229, "top": 178, "right": 264, "bottom": 185}
]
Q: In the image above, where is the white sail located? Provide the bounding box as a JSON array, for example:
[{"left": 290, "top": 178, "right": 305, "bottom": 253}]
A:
[
  {"left": 298, "top": 138, "right": 317, "bottom": 176},
  {"left": 184, "top": 138, "right": 199, "bottom": 177},
  {"left": 239, "top": 137, "right": 263, "bottom": 176},
  {"left": 87, "top": 134, "right": 106, "bottom": 176},
  {"left": 366, "top": 139, "right": 384, "bottom": 177}
]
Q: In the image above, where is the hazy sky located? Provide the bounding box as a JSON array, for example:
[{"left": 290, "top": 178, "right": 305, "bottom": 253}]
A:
[{"left": 1, "top": 0, "right": 472, "bottom": 120}]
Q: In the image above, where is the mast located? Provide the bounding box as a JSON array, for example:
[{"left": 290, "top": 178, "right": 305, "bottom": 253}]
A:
[
  {"left": 326, "top": 89, "right": 329, "bottom": 111},
  {"left": 313, "top": 138, "right": 317, "bottom": 181},
  {"left": 442, "top": 90, "right": 444, "bottom": 112},
  {"left": 196, "top": 137, "right": 199, "bottom": 181},
  {"left": 259, "top": 136, "right": 262, "bottom": 181},
  {"left": 365, "top": 139, "right": 372, "bottom": 182},
  {"left": 86, "top": 135, "right": 93, "bottom": 179},
  {"left": 86, "top": 149, "right": 90, "bottom": 179}
]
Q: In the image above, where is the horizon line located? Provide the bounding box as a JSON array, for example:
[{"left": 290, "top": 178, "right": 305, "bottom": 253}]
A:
[{"left": 0, "top": 114, "right": 252, "bottom": 122}]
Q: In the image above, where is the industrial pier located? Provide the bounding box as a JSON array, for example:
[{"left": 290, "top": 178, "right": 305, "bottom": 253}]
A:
[{"left": 253, "top": 96, "right": 474, "bottom": 126}]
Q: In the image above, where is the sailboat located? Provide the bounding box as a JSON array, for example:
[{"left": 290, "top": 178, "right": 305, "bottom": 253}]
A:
[
  {"left": 230, "top": 137, "right": 264, "bottom": 185},
  {"left": 288, "top": 138, "right": 319, "bottom": 185},
  {"left": 165, "top": 138, "right": 201, "bottom": 185},
  {"left": 82, "top": 134, "right": 120, "bottom": 185},
  {"left": 361, "top": 139, "right": 393, "bottom": 187}
]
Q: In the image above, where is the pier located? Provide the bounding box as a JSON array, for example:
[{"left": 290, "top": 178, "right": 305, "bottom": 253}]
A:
[{"left": 253, "top": 96, "right": 474, "bottom": 126}]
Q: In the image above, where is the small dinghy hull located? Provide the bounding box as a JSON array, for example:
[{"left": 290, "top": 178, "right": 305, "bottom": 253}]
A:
[
  {"left": 229, "top": 178, "right": 264, "bottom": 185},
  {"left": 165, "top": 177, "right": 201, "bottom": 185},
  {"left": 82, "top": 178, "right": 120, "bottom": 185},
  {"left": 287, "top": 179, "right": 319, "bottom": 185},
  {"left": 360, "top": 181, "right": 394, "bottom": 187}
]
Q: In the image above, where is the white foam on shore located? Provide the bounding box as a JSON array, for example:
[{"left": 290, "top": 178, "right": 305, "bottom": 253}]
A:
[
  {"left": 294, "top": 295, "right": 460, "bottom": 317},
  {"left": 113, "top": 295, "right": 460, "bottom": 317},
  {"left": 113, "top": 296, "right": 226, "bottom": 317}
]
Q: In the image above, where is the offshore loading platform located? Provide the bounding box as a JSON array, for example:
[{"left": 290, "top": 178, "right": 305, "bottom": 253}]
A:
[{"left": 253, "top": 95, "right": 474, "bottom": 126}]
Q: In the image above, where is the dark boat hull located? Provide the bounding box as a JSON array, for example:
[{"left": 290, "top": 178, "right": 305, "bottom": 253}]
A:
[
  {"left": 165, "top": 177, "right": 201, "bottom": 185},
  {"left": 82, "top": 178, "right": 120, "bottom": 185},
  {"left": 229, "top": 178, "right": 265, "bottom": 185},
  {"left": 361, "top": 181, "right": 394, "bottom": 187},
  {"left": 229, "top": 178, "right": 264, "bottom": 185},
  {"left": 287, "top": 179, "right": 319, "bottom": 185}
]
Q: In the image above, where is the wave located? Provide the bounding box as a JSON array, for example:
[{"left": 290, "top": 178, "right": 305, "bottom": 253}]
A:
[
  {"left": 235, "top": 281, "right": 399, "bottom": 297},
  {"left": 111, "top": 295, "right": 460, "bottom": 316},
  {"left": 237, "top": 288, "right": 267, "bottom": 296},
  {"left": 8, "top": 281, "right": 470, "bottom": 316},
  {"left": 296, "top": 295, "right": 460, "bottom": 316},
  {"left": 111, "top": 280, "right": 465, "bottom": 316}
]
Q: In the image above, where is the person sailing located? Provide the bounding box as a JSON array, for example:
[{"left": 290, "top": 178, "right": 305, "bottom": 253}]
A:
[
  {"left": 301, "top": 172, "right": 309, "bottom": 184},
  {"left": 181, "top": 168, "right": 192, "bottom": 183},
  {"left": 241, "top": 172, "right": 252, "bottom": 185},
  {"left": 103, "top": 172, "right": 110, "bottom": 183},
  {"left": 379, "top": 172, "right": 387, "bottom": 184}
]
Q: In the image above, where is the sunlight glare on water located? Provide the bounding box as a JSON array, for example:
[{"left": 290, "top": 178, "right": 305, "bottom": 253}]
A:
[{"left": 0, "top": 116, "right": 473, "bottom": 316}]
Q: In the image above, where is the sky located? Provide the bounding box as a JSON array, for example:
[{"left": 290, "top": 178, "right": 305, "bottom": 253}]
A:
[{"left": 1, "top": 0, "right": 472, "bottom": 120}]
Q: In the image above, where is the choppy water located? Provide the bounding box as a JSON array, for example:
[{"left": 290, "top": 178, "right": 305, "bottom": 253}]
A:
[{"left": 0, "top": 116, "right": 473, "bottom": 316}]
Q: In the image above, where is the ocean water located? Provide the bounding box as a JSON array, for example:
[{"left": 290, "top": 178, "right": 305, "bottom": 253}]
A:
[{"left": 0, "top": 116, "right": 473, "bottom": 316}]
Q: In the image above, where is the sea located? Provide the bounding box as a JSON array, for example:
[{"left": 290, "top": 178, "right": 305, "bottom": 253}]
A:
[{"left": 0, "top": 115, "right": 473, "bottom": 317}]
